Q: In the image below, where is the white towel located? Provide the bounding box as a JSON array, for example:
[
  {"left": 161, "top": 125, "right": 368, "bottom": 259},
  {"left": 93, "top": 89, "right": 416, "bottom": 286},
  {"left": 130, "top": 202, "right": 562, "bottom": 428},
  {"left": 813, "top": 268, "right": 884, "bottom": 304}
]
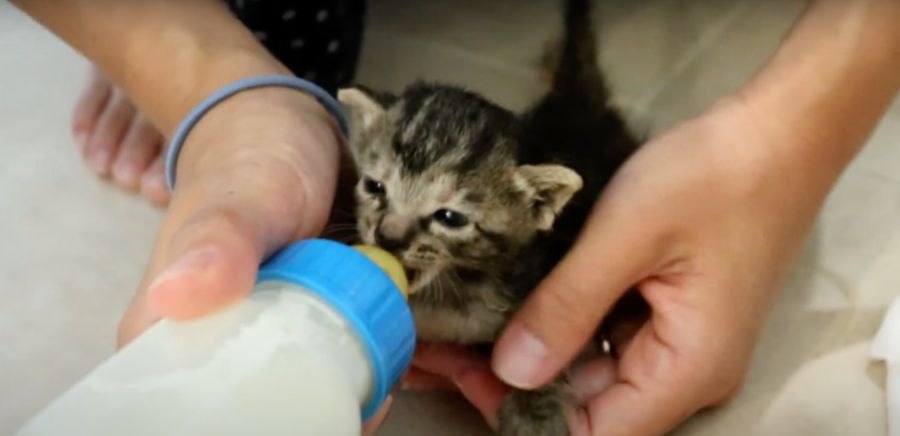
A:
[{"left": 872, "top": 297, "right": 900, "bottom": 436}]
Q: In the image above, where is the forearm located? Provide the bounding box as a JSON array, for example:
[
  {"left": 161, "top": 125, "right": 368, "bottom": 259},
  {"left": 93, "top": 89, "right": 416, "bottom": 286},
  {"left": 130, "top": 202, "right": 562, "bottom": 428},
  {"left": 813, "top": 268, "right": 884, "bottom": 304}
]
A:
[
  {"left": 741, "top": 0, "right": 900, "bottom": 187},
  {"left": 11, "top": 0, "right": 291, "bottom": 134}
]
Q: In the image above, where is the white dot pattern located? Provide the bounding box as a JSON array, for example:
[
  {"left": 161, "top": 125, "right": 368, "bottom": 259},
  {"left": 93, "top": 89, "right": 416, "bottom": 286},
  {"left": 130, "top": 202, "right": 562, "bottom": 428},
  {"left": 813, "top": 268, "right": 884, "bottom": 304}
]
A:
[
  {"left": 327, "top": 40, "right": 340, "bottom": 54},
  {"left": 227, "top": 0, "right": 365, "bottom": 93}
]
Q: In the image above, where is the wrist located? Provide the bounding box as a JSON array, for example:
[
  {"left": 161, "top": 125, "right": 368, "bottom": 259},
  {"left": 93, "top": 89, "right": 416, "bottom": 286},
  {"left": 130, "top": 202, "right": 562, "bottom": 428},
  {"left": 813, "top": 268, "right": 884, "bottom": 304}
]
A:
[
  {"left": 169, "top": 85, "right": 341, "bottom": 237},
  {"left": 733, "top": 0, "right": 900, "bottom": 189},
  {"left": 165, "top": 74, "right": 349, "bottom": 194},
  {"left": 121, "top": 30, "right": 292, "bottom": 135},
  {"left": 176, "top": 85, "right": 341, "bottom": 180},
  {"left": 15, "top": 0, "right": 294, "bottom": 135}
]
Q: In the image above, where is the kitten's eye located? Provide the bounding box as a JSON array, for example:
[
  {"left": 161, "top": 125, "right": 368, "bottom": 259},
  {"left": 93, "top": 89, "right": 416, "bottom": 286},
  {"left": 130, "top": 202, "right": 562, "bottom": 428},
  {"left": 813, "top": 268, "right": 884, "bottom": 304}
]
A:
[
  {"left": 432, "top": 209, "right": 469, "bottom": 229},
  {"left": 363, "top": 177, "right": 385, "bottom": 195}
]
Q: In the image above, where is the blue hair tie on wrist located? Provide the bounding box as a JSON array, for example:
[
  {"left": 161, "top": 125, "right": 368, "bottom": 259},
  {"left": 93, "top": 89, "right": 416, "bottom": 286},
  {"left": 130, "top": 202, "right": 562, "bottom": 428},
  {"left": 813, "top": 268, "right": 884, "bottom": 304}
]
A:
[{"left": 164, "top": 74, "right": 349, "bottom": 191}]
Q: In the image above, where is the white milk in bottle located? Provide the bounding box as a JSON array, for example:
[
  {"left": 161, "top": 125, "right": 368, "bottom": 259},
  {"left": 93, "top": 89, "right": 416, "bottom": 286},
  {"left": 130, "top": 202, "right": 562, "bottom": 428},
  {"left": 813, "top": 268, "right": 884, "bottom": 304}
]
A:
[{"left": 16, "top": 239, "right": 415, "bottom": 436}]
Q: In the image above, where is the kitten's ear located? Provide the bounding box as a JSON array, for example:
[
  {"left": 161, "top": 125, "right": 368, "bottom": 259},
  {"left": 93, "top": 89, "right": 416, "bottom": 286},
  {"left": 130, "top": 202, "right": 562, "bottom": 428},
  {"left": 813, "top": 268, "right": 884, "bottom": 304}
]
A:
[
  {"left": 516, "top": 164, "right": 583, "bottom": 231},
  {"left": 338, "top": 87, "right": 386, "bottom": 139}
]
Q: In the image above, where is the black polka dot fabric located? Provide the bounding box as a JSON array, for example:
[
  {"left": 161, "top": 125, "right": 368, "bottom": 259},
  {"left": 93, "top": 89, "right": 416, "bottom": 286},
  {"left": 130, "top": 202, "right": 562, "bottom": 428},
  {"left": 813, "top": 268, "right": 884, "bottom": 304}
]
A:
[{"left": 227, "top": 0, "right": 366, "bottom": 95}]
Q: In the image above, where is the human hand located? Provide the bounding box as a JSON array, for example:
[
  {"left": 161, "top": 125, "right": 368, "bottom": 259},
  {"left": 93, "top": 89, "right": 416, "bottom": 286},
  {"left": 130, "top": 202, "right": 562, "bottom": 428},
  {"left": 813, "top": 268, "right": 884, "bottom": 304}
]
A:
[
  {"left": 112, "top": 85, "right": 393, "bottom": 432},
  {"left": 117, "top": 86, "right": 342, "bottom": 341},
  {"left": 408, "top": 97, "right": 837, "bottom": 435}
]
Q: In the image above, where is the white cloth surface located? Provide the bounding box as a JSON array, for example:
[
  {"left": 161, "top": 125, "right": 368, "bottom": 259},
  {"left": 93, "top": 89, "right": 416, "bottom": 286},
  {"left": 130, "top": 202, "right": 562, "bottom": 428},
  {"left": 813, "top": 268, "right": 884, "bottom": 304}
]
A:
[{"left": 1, "top": 1, "right": 896, "bottom": 435}]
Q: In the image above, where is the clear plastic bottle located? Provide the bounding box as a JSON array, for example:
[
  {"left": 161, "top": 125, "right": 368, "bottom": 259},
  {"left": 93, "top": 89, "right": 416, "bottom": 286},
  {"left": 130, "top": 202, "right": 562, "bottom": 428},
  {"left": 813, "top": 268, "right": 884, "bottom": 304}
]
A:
[{"left": 16, "top": 239, "right": 416, "bottom": 436}]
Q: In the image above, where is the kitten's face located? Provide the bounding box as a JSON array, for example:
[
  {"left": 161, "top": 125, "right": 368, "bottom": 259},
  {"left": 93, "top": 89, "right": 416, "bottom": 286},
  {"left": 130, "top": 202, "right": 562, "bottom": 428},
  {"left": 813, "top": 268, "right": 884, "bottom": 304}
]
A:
[
  {"left": 353, "top": 144, "right": 533, "bottom": 292},
  {"left": 339, "top": 84, "right": 582, "bottom": 293}
]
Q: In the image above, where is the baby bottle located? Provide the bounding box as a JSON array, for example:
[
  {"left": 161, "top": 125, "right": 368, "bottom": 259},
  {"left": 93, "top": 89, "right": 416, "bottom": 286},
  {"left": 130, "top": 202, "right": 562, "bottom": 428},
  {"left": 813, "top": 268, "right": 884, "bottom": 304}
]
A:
[{"left": 16, "top": 239, "right": 416, "bottom": 436}]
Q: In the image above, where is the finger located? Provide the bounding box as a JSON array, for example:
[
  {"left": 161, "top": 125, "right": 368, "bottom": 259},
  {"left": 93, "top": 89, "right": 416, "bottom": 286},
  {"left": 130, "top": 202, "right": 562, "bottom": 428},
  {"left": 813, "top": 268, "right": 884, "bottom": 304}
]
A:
[
  {"left": 584, "top": 325, "right": 708, "bottom": 436},
  {"left": 117, "top": 203, "right": 265, "bottom": 345},
  {"left": 362, "top": 395, "right": 393, "bottom": 436},
  {"left": 493, "top": 199, "right": 660, "bottom": 389},
  {"left": 401, "top": 367, "right": 457, "bottom": 391},
  {"left": 72, "top": 69, "right": 112, "bottom": 149},
  {"left": 568, "top": 357, "right": 617, "bottom": 403},
  {"left": 453, "top": 367, "right": 508, "bottom": 431},
  {"left": 140, "top": 155, "right": 170, "bottom": 206},
  {"left": 85, "top": 89, "right": 136, "bottom": 175},
  {"left": 411, "top": 343, "right": 508, "bottom": 429},
  {"left": 412, "top": 343, "right": 490, "bottom": 375},
  {"left": 117, "top": 159, "right": 329, "bottom": 346},
  {"left": 112, "top": 114, "right": 163, "bottom": 190}
]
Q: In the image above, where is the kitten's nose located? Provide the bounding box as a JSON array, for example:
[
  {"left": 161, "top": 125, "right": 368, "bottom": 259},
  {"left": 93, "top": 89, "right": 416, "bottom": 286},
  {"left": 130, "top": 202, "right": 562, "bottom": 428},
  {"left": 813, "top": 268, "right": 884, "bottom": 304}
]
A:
[
  {"left": 374, "top": 228, "right": 410, "bottom": 252},
  {"left": 375, "top": 215, "right": 413, "bottom": 252}
]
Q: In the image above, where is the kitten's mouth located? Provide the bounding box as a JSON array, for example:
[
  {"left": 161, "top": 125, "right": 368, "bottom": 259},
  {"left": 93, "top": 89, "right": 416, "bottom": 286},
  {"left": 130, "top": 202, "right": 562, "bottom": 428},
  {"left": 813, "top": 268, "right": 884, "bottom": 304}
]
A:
[
  {"left": 404, "top": 267, "right": 421, "bottom": 289},
  {"left": 402, "top": 266, "right": 441, "bottom": 295}
]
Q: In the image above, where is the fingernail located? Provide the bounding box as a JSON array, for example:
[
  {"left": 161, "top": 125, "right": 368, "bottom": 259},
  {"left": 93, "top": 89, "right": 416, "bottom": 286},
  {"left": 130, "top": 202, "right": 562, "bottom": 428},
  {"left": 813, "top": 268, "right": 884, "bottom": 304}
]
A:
[
  {"left": 143, "top": 169, "right": 166, "bottom": 190},
  {"left": 148, "top": 249, "right": 215, "bottom": 293},
  {"left": 567, "top": 408, "right": 591, "bottom": 436},
  {"left": 450, "top": 368, "right": 472, "bottom": 389},
  {"left": 493, "top": 324, "right": 550, "bottom": 389},
  {"left": 114, "top": 163, "right": 139, "bottom": 186},
  {"left": 399, "top": 374, "right": 412, "bottom": 390},
  {"left": 90, "top": 149, "right": 111, "bottom": 173},
  {"left": 453, "top": 370, "right": 500, "bottom": 430},
  {"left": 74, "top": 130, "right": 88, "bottom": 148}
]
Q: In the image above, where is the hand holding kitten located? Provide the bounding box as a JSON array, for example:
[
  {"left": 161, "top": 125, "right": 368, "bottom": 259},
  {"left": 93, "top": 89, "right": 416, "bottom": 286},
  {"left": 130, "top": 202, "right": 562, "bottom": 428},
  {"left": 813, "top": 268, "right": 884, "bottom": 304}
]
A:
[
  {"left": 413, "top": 98, "right": 805, "bottom": 435},
  {"left": 494, "top": 97, "right": 812, "bottom": 435},
  {"left": 413, "top": 1, "right": 900, "bottom": 433},
  {"left": 113, "top": 86, "right": 394, "bottom": 433}
]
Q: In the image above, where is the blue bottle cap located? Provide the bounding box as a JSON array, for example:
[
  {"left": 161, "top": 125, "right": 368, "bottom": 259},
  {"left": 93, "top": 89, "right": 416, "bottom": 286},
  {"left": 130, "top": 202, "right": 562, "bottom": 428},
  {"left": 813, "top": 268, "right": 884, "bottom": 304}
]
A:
[{"left": 256, "top": 239, "right": 416, "bottom": 420}]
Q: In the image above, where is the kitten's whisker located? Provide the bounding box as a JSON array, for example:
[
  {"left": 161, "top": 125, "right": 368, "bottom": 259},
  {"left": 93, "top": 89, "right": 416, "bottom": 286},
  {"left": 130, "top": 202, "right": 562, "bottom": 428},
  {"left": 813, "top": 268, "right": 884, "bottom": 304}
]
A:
[
  {"left": 321, "top": 228, "right": 358, "bottom": 235},
  {"left": 322, "top": 224, "right": 358, "bottom": 232},
  {"left": 330, "top": 208, "right": 356, "bottom": 219},
  {"left": 331, "top": 235, "right": 361, "bottom": 245},
  {"left": 319, "top": 226, "right": 362, "bottom": 244},
  {"left": 447, "top": 270, "right": 465, "bottom": 304},
  {"left": 321, "top": 226, "right": 359, "bottom": 234},
  {"left": 435, "top": 274, "right": 446, "bottom": 305},
  {"left": 320, "top": 232, "right": 360, "bottom": 241},
  {"left": 448, "top": 275, "right": 460, "bottom": 306}
]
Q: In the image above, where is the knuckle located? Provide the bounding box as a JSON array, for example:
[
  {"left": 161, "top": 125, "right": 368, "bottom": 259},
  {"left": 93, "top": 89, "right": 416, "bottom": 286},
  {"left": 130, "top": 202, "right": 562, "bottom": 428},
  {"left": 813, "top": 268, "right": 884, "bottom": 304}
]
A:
[
  {"left": 178, "top": 154, "right": 327, "bottom": 243},
  {"left": 88, "top": 135, "right": 114, "bottom": 152},
  {"left": 174, "top": 207, "right": 259, "bottom": 251}
]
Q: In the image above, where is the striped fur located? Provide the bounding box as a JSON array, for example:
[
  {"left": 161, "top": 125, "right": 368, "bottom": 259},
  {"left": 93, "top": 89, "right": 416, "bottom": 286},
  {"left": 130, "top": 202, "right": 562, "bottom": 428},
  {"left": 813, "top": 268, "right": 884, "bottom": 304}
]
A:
[{"left": 339, "top": 0, "right": 642, "bottom": 434}]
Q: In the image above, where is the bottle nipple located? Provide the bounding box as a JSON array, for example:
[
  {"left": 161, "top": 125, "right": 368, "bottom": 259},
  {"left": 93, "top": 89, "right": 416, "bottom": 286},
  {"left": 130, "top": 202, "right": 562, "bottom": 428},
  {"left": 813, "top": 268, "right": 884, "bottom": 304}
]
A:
[{"left": 352, "top": 245, "right": 409, "bottom": 298}]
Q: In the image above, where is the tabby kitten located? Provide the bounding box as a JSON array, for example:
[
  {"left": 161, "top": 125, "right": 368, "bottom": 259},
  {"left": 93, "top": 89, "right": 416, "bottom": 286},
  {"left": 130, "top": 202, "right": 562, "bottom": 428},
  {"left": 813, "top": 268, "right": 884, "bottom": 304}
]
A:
[{"left": 339, "top": 0, "right": 640, "bottom": 434}]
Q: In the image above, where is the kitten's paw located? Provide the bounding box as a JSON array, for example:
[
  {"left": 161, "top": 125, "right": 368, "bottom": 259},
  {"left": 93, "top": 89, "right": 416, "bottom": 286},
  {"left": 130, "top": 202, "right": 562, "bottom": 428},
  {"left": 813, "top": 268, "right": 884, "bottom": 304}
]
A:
[{"left": 498, "top": 383, "right": 571, "bottom": 436}]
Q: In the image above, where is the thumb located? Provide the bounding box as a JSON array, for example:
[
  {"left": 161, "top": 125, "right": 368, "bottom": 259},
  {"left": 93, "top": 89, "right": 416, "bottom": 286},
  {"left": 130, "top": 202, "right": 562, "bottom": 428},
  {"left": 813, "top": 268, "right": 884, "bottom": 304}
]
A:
[
  {"left": 492, "top": 201, "right": 658, "bottom": 389},
  {"left": 117, "top": 164, "right": 332, "bottom": 346}
]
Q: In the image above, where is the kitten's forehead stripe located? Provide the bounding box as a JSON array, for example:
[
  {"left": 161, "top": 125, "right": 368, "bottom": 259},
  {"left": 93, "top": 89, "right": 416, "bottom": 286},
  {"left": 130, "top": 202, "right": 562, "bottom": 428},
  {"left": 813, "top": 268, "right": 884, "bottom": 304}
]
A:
[
  {"left": 475, "top": 224, "right": 511, "bottom": 252},
  {"left": 456, "top": 108, "right": 515, "bottom": 174},
  {"left": 465, "top": 192, "right": 484, "bottom": 204},
  {"left": 417, "top": 217, "right": 431, "bottom": 232},
  {"left": 399, "top": 98, "right": 431, "bottom": 144},
  {"left": 390, "top": 83, "right": 516, "bottom": 175}
]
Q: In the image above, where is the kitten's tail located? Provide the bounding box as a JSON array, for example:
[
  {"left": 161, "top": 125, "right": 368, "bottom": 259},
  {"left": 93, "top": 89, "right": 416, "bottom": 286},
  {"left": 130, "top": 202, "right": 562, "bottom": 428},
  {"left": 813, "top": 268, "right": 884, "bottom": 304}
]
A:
[{"left": 550, "top": 0, "right": 609, "bottom": 103}]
